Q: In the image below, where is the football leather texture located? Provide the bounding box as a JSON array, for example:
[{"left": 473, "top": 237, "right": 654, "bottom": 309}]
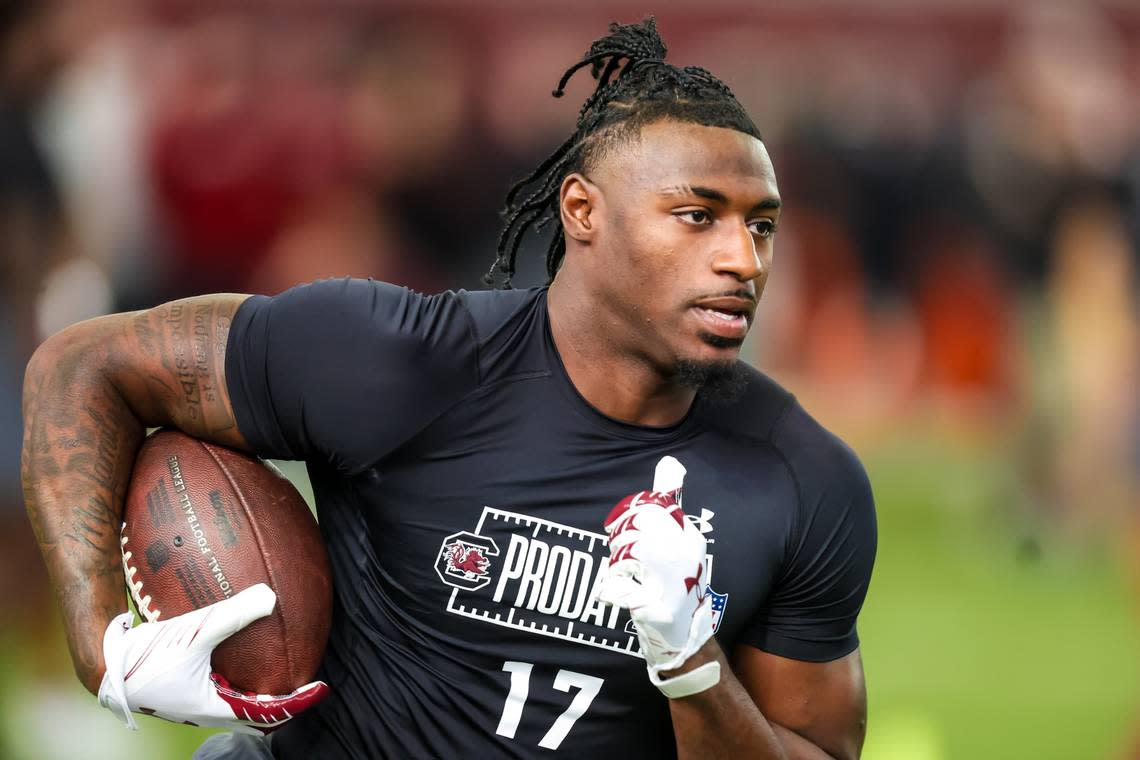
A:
[{"left": 121, "top": 429, "right": 332, "bottom": 695}]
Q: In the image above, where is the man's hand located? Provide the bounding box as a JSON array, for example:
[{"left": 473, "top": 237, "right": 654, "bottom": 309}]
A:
[
  {"left": 99, "top": 583, "right": 328, "bottom": 733},
  {"left": 599, "top": 456, "right": 720, "bottom": 698}
]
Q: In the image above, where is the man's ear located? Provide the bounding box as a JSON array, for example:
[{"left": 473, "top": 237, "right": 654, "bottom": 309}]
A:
[{"left": 560, "top": 173, "right": 599, "bottom": 243}]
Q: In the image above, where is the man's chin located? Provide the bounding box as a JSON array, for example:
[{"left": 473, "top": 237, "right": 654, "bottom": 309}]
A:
[{"left": 672, "top": 357, "right": 747, "bottom": 404}]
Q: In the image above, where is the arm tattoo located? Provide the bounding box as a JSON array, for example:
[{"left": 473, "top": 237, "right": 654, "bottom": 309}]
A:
[
  {"left": 22, "top": 350, "right": 141, "bottom": 691},
  {"left": 137, "top": 299, "right": 240, "bottom": 438},
  {"left": 21, "top": 294, "right": 247, "bottom": 693}
]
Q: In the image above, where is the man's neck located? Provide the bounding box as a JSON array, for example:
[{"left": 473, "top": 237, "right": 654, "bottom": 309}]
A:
[{"left": 546, "top": 279, "right": 696, "bottom": 428}]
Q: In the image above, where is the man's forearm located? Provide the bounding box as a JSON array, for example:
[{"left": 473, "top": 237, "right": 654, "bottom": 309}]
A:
[
  {"left": 667, "top": 641, "right": 836, "bottom": 760},
  {"left": 21, "top": 324, "right": 144, "bottom": 694}
]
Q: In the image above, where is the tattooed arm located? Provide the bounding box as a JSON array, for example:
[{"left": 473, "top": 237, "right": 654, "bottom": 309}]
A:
[{"left": 20, "top": 296, "right": 249, "bottom": 694}]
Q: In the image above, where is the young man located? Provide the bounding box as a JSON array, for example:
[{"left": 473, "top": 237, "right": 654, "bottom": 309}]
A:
[{"left": 22, "top": 19, "right": 875, "bottom": 759}]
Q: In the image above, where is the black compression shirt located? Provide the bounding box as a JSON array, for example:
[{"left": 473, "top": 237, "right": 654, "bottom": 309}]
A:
[{"left": 224, "top": 278, "right": 877, "bottom": 759}]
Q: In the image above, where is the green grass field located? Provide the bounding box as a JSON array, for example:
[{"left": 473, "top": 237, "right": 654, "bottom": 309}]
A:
[
  {"left": 3, "top": 439, "right": 1137, "bottom": 759},
  {"left": 860, "top": 438, "right": 1140, "bottom": 760}
]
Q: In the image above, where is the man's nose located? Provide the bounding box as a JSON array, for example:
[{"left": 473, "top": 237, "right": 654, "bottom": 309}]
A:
[{"left": 712, "top": 223, "right": 765, "bottom": 283}]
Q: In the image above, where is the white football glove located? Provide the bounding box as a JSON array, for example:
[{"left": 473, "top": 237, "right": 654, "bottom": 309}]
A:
[
  {"left": 599, "top": 456, "right": 720, "bottom": 698},
  {"left": 98, "top": 583, "right": 328, "bottom": 733}
]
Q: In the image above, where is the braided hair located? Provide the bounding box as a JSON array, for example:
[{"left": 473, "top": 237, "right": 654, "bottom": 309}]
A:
[{"left": 485, "top": 17, "right": 762, "bottom": 289}]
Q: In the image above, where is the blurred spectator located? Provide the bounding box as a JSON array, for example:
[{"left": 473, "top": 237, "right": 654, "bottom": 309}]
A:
[
  {"left": 147, "top": 10, "right": 352, "bottom": 298},
  {"left": 35, "top": 0, "right": 152, "bottom": 312},
  {"left": 0, "top": 0, "right": 70, "bottom": 352},
  {"left": 0, "top": 0, "right": 71, "bottom": 634},
  {"left": 958, "top": 2, "right": 1136, "bottom": 283},
  {"left": 908, "top": 213, "right": 1019, "bottom": 414},
  {"left": 1044, "top": 190, "right": 1139, "bottom": 529}
]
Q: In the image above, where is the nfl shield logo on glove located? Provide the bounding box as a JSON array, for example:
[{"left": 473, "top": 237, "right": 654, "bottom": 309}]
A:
[
  {"left": 706, "top": 586, "right": 728, "bottom": 633},
  {"left": 624, "top": 585, "right": 728, "bottom": 636}
]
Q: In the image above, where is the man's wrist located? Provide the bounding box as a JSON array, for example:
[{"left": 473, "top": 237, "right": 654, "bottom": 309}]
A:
[
  {"left": 77, "top": 604, "right": 130, "bottom": 695},
  {"left": 649, "top": 638, "right": 724, "bottom": 699},
  {"left": 659, "top": 637, "right": 722, "bottom": 679},
  {"left": 79, "top": 643, "right": 112, "bottom": 697},
  {"left": 80, "top": 668, "right": 104, "bottom": 697},
  {"left": 652, "top": 661, "right": 721, "bottom": 699}
]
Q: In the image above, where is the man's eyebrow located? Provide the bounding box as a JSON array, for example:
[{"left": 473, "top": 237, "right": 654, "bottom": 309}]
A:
[
  {"left": 658, "top": 185, "right": 782, "bottom": 212},
  {"left": 658, "top": 185, "right": 728, "bottom": 203}
]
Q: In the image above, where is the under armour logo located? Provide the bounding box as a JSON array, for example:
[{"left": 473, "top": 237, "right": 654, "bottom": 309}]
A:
[
  {"left": 685, "top": 508, "right": 715, "bottom": 542},
  {"left": 684, "top": 564, "right": 703, "bottom": 596}
]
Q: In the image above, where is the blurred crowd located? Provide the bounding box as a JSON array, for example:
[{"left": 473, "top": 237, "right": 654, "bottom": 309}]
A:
[{"left": 0, "top": 0, "right": 1138, "bottom": 632}]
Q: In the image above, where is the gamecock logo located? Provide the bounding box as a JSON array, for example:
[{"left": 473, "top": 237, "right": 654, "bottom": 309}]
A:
[
  {"left": 450, "top": 543, "right": 489, "bottom": 576},
  {"left": 435, "top": 531, "right": 500, "bottom": 591}
]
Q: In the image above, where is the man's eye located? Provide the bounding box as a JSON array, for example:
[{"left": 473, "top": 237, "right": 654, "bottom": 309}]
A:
[
  {"left": 749, "top": 220, "right": 778, "bottom": 238},
  {"left": 678, "top": 210, "right": 711, "bottom": 225}
]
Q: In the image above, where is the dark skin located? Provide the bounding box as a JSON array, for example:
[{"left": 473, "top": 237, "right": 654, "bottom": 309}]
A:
[
  {"left": 22, "top": 118, "right": 864, "bottom": 756},
  {"left": 548, "top": 121, "right": 780, "bottom": 425},
  {"left": 547, "top": 120, "right": 867, "bottom": 759},
  {"left": 21, "top": 297, "right": 250, "bottom": 694}
]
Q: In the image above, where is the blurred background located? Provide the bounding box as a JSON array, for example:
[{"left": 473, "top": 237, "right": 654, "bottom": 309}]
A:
[{"left": 1, "top": 0, "right": 1138, "bottom": 757}]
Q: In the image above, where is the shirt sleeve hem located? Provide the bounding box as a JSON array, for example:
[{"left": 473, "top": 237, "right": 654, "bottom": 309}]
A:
[
  {"left": 739, "top": 631, "right": 861, "bottom": 663},
  {"left": 225, "top": 294, "right": 298, "bottom": 460}
]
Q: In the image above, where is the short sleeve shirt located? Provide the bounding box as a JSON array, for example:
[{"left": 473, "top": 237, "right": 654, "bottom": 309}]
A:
[{"left": 225, "top": 278, "right": 877, "bottom": 759}]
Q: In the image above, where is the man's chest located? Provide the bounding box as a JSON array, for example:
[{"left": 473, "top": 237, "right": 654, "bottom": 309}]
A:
[
  {"left": 347, "top": 388, "right": 800, "bottom": 665},
  {"left": 306, "top": 385, "right": 804, "bottom": 754}
]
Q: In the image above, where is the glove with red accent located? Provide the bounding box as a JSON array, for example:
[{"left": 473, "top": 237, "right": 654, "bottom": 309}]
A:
[
  {"left": 98, "top": 583, "right": 328, "bottom": 733},
  {"left": 598, "top": 456, "right": 720, "bottom": 698}
]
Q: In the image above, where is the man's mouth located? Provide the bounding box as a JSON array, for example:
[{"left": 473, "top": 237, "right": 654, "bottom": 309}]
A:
[
  {"left": 696, "top": 306, "right": 747, "bottom": 325},
  {"left": 690, "top": 296, "right": 755, "bottom": 341}
]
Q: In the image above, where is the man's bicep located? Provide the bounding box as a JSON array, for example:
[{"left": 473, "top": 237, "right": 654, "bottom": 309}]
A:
[
  {"left": 110, "top": 295, "right": 252, "bottom": 450},
  {"left": 733, "top": 645, "right": 867, "bottom": 760}
]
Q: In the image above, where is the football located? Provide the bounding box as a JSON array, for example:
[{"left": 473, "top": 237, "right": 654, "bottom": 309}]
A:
[{"left": 120, "top": 429, "right": 332, "bottom": 695}]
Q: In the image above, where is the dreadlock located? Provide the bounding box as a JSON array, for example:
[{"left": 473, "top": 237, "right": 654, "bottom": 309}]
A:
[{"left": 485, "top": 17, "right": 762, "bottom": 289}]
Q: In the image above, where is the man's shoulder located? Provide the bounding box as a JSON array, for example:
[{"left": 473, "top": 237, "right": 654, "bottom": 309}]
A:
[
  {"left": 712, "top": 365, "right": 866, "bottom": 483},
  {"left": 258, "top": 279, "right": 540, "bottom": 327},
  {"left": 700, "top": 362, "right": 794, "bottom": 442},
  {"left": 454, "top": 286, "right": 545, "bottom": 344}
]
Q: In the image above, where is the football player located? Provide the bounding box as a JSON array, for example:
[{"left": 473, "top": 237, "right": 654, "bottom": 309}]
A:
[{"left": 22, "top": 18, "right": 876, "bottom": 759}]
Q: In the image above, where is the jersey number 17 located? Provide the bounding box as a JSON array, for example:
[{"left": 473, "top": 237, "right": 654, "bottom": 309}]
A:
[{"left": 495, "top": 661, "right": 604, "bottom": 750}]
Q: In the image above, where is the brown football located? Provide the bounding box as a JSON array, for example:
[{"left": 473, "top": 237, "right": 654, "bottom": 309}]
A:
[{"left": 120, "top": 429, "right": 332, "bottom": 695}]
